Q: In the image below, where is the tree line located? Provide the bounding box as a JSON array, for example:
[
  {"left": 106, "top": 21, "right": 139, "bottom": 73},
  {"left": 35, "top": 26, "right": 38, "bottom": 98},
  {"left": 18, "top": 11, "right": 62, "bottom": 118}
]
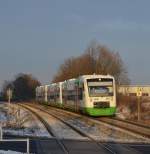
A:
[
  {"left": 1, "top": 41, "right": 129, "bottom": 101},
  {"left": 1, "top": 73, "right": 40, "bottom": 101}
]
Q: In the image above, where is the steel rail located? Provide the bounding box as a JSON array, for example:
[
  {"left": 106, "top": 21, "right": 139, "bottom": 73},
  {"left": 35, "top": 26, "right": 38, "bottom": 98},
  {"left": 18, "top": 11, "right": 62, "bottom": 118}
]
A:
[
  {"left": 18, "top": 104, "right": 69, "bottom": 154},
  {"left": 95, "top": 117, "right": 150, "bottom": 139},
  {"left": 36, "top": 102, "right": 150, "bottom": 139},
  {"left": 108, "top": 117, "right": 150, "bottom": 129},
  {"left": 49, "top": 105, "right": 150, "bottom": 139},
  {"left": 23, "top": 103, "right": 117, "bottom": 154}
]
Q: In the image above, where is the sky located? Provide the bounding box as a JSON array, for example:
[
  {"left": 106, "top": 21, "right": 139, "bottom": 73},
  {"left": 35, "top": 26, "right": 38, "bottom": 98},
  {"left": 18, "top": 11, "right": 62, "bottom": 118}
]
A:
[{"left": 0, "top": 0, "right": 150, "bottom": 89}]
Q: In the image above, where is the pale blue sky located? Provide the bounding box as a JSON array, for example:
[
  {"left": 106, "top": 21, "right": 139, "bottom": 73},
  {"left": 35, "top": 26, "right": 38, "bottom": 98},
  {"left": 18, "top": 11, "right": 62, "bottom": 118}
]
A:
[{"left": 0, "top": 0, "right": 150, "bottom": 88}]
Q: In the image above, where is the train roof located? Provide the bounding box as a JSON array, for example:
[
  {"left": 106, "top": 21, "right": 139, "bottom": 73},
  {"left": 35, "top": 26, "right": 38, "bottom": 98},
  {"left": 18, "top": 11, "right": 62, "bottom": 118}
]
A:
[
  {"left": 37, "top": 75, "right": 115, "bottom": 87},
  {"left": 79, "top": 74, "right": 114, "bottom": 79}
]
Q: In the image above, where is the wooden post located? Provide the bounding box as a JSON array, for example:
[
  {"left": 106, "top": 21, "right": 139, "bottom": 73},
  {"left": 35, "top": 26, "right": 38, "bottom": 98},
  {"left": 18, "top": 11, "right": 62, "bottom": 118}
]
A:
[{"left": 137, "top": 96, "right": 141, "bottom": 121}]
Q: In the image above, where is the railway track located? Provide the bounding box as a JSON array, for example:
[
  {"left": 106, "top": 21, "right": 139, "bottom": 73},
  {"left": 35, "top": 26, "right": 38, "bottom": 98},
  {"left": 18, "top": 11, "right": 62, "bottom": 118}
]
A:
[
  {"left": 109, "top": 117, "right": 150, "bottom": 129},
  {"left": 18, "top": 104, "right": 69, "bottom": 154},
  {"left": 19, "top": 103, "right": 118, "bottom": 154},
  {"left": 95, "top": 117, "right": 150, "bottom": 139},
  {"left": 31, "top": 102, "right": 150, "bottom": 140}
]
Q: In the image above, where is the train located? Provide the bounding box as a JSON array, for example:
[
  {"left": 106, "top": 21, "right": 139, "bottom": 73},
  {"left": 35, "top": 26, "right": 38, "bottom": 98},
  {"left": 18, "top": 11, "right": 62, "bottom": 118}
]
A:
[{"left": 36, "top": 74, "right": 117, "bottom": 116}]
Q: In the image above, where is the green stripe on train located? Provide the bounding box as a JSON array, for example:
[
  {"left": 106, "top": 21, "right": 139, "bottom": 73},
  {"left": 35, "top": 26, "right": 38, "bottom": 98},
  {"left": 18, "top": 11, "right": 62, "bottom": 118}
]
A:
[
  {"left": 40, "top": 101, "right": 116, "bottom": 116},
  {"left": 83, "top": 107, "right": 116, "bottom": 116}
]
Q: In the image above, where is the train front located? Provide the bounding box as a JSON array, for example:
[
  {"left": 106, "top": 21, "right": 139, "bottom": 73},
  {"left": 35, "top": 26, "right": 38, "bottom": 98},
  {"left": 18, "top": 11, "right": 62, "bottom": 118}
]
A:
[{"left": 83, "top": 75, "right": 116, "bottom": 116}]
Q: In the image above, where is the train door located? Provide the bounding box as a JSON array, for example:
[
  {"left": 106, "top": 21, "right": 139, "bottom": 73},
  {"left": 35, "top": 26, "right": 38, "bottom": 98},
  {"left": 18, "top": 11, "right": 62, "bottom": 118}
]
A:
[{"left": 75, "top": 81, "right": 84, "bottom": 112}]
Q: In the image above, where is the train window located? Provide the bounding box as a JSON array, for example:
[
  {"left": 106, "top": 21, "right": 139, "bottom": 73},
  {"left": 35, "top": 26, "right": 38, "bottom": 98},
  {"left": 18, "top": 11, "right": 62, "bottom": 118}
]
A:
[
  {"left": 63, "top": 88, "right": 83, "bottom": 101},
  {"left": 67, "top": 95, "right": 76, "bottom": 101}
]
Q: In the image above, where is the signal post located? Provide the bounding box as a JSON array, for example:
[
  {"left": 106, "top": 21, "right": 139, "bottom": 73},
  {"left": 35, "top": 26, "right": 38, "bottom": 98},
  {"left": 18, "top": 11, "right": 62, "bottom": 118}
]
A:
[{"left": 137, "top": 88, "right": 142, "bottom": 121}]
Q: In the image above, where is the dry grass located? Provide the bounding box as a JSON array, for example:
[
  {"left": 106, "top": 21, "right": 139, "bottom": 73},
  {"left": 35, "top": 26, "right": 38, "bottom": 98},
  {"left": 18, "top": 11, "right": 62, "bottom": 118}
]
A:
[{"left": 117, "top": 95, "right": 150, "bottom": 125}]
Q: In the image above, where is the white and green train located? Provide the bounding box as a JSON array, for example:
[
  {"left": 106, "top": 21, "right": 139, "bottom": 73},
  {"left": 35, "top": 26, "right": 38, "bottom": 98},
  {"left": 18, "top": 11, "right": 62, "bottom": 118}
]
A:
[{"left": 36, "top": 75, "right": 116, "bottom": 116}]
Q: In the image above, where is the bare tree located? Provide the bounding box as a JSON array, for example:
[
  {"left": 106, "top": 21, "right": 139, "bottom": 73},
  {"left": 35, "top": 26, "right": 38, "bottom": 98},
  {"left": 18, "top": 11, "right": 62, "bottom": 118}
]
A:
[{"left": 53, "top": 41, "right": 130, "bottom": 84}]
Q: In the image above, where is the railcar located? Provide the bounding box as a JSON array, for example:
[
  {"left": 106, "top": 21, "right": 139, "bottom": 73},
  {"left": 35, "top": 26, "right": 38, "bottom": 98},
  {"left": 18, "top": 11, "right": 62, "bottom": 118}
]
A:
[
  {"left": 36, "top": 85, "right": 47, "bottom": 102},
  {"left": 47, "top": 82, "right": 63, "bottom": 106},
  {"left": 36, "top": 74, "right": 116, "bottom": 116}
]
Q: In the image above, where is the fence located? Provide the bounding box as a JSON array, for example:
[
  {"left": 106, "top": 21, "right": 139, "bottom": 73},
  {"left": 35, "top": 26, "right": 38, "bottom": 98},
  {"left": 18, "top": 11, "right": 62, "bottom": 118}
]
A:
[{"left": 0, "top": 127, "right": 30, "bottom": 154}]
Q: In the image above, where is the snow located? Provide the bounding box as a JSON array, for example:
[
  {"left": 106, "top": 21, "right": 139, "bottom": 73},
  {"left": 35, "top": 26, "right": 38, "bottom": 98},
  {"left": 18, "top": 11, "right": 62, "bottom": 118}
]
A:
[
  {"left": 44, "top": 106, "right": 150, "bottom": 143},
  {"left": 24, "top": 105, "right": 87, "bottom": 140},
  {"left": 1, "top": 102, "right": 150, "bottom": 143},
  {"left": 0, "top": 104, "right": 8, "bottom": 122},
  {"left": 3, "top": 127, "right": 50, "bottom": 137},
  {"left": 0, "top": 150, "right": 24, "bottom": 154},
  {"left": 0, "top": 103, "right": 50, "bottom": 138},
  {"left": 66, "top": 116, "right": 150, "bottom": 143}
]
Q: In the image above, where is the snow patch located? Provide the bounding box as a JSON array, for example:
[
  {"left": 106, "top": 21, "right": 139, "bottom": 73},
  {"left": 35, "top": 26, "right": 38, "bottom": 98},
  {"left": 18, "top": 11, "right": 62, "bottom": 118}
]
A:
[
  {"left": 0, "top": 150, "right": 24, "bottom": 154},
  {"left": 0, "top": 103, "right": 51, "bottom": 137}
]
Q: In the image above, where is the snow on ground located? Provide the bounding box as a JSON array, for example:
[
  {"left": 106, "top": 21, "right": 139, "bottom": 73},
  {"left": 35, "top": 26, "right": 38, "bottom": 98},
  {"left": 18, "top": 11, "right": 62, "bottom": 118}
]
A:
[
  {"left": 4, "top": 127, "right": 50, "bottom": 137},
  {"left": 2, "top": 102, "right": 149, "bottom": 143},
  {"left": 0, "top": 104, "right": 8, "bottom": 122},
  {"left": 66, "top": 116, "right": 150, "bottom": 143},
  {"left": 25, "top": 106, "right": 87, "bottom": 140},
  {"left": 0, "top": 103, "right": 50, "bottom": 138},
  {"left": 0, "top": 150, "right": 24, "bottom": 154},
  {"left": 46, "top": 107, "right": 150, "bottom": 143}
]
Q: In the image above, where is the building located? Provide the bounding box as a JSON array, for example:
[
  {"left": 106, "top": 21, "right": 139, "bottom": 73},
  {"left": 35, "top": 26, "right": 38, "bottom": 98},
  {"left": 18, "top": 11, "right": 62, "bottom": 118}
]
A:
[{"left": 118, "top": 85, "right": 150, "bottom": 97}]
